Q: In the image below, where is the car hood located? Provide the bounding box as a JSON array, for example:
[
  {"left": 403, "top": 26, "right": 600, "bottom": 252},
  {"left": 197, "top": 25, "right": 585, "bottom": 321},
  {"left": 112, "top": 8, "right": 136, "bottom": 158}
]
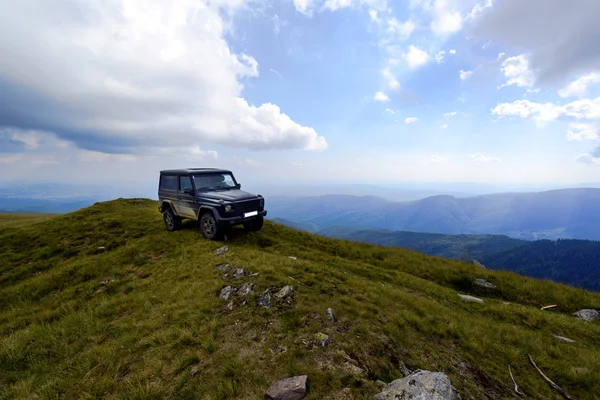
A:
[{"left": 197, "top": 189, "right": 258, "bottom": 202}]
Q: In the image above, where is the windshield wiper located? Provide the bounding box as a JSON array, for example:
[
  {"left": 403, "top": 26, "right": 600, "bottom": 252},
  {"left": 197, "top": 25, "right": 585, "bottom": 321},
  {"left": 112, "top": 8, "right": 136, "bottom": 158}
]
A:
[{"left": 196, "top": 186, "right": 216, "bottom": 192}]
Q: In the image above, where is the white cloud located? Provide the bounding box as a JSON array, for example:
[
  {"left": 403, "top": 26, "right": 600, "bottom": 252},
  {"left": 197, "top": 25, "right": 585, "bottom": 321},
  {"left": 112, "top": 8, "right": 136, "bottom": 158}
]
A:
[
  {"left": 449, "top": 49, "right": 456, "bottom": 55},
  {"left": 0, "top": 1, "right": 326, "bottom": 153},
  {"left": 466, "top": 0, "right": 493, "bottom": 21},
  {"left": 575, "top": 153, "right": 600, "bottom": 165},
  {"left": 500, "top": 55, "right": 536, "bottom": 89},
  {"left": 497, "top": 52, "right": 506, "bottom": 60},
  {"left": 270, "top": 69, "right": 283, "bottom": 80},
  {"left": 459, "top": 70, "right": 473, "bottom": 80},
  {"left": 381, "top": 67, "right": 400, "bottom": 90},
  {"left": 491, "top": 97, "right": 600, "bottom": 122},
  {"left": 566, "top": 123, "right": 599, "bottom": 141},
  {"left": 387, "top": 18, "right": 416, "bottom": 40},
  {"left": 444, "top": 111, "right": 457, "bottom": 117},
  {"left": 471, "top": 153, "right": 501, "bottom": 163},
  {"left": 404, "top": 45, "right": 429, "bottom": 68},
  {"left": 429, "top": 155, "right": 446, "bottom": 163},
  {"left": 435, "top": 50, "right": 445, "bottom": 63},
  {"left": 430, "top": 0, "right": 463, "bottom": 36},
  {"left": 291, "top": 161, "right": 303, "bottom": 168},
  {"left": 369, "top": 9, "right": 380, "bottom": 22},
  {"left": 441, "top": 123, "right": 448, "bottom": 128},
  {"left": 324, "top": 0, "right": 353, "bottom": 11},
  {"left": 272, "top": 14, "right": 288, "bottom": 36},
  {"left": 559, "top": 73, "right": 600, "bottom": 98},
  {"left": 383, "top": 108, "right": 399, "bottom": 114},
  {"left": 374, "top": 91, "right": 390, "bottom": 102},
  {"left": 294, "top": 0, "right": 317, "bottom": 15},
  {"left": 404, "top": 117, "right": 419, "bottom": 123}
]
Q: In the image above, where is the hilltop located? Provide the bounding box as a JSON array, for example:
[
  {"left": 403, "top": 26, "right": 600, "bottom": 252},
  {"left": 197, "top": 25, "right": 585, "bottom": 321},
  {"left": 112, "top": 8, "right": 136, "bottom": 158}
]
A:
[{"left": 1, "top": 199, "right": 600, "bottom": 399}]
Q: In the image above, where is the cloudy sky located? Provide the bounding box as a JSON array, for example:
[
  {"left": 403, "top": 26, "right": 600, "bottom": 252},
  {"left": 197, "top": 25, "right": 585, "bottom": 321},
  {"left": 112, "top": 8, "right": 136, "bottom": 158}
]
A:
[{"left": 1, "top": 0, "right": 599, "bottom": 189}]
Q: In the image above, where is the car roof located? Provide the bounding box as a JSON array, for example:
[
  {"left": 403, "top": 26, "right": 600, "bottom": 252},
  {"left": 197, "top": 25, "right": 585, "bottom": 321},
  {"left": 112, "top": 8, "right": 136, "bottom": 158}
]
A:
[{"left": 160, "top": 168, "right": 232, "bottom": 175}]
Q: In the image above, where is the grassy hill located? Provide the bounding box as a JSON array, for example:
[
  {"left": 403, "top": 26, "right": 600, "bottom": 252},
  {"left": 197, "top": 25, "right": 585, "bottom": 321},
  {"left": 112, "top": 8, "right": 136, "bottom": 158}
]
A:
[{"left": 1, "top": 199, "right": 600, "bottom": 399}]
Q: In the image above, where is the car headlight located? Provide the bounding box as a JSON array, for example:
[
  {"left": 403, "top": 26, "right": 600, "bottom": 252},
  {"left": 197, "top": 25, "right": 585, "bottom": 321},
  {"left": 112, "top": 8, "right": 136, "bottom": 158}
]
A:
[{"left": 225, "top": 204, "right": 232, "bottom": 212}]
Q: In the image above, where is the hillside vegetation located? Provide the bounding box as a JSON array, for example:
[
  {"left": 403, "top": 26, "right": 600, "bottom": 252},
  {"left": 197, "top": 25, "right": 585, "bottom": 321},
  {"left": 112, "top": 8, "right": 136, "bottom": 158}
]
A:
[{"left": 1, "top": 199, "right": 600, "bottom": 399}]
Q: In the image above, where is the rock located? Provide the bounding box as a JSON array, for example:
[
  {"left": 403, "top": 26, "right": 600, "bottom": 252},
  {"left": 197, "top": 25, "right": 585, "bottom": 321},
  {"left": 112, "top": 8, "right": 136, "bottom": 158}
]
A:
[
  {"left": 258, "top": 289, "right": 272, "bottom": 308},
  {"left": 326, "top": 308, "right": 335, "bottom": 323},
  {"left": 474, "top": 278, "right": 496, "bottom": 289},
  {"left": 573, "top": 309, "right": 599, "bottom": 321},
  {"left": 288, "top": 256, "right": 298, "bottom": 260},
  {"left": 266, "top": 375, "right": 308, "bottom": 400},
  {"left": 373, "top": 370, "right": 457, "bottom": 400},
  {"left": 214, "top": 246, "right": 229, "bottom": 255},
  {"left": 227, "top": 301, "right": 234, "bottom": 311},
  {"left": 219, "top": 286, "right": 235, "bottom": 301},
  {"left": 221, "top": 273, "right": 229, "bottom": 281},
  {"left": 473, "top": 260, "right": 487, "bottom": 269},
  {"left": 97, "top": 246, "right": 106, "bottom": 251},
  {"left": 190, "top": 365, "right": 200, "bottom": 377},
  {"left": 341, "top": 362, "right": 364, "bottom": 376},
  {"left": 232, "top": 268, "right": 249, "bottom": 279},
  {"left": 316, "top": 332, "right": 330, "bottom": 347},
  {"left": 375, "top": 380, "right": 387, "bottom": 389},
  {"left": 458, "top": 294, "right": 484, "bottom": 303},
  {"left": 216, "top": 263, "right": 230, "bottom": 271},
  {"left": 239, "top": 283, "right": 255, "bottom": 296},
  {"left": 276, "top": 285, "right": 295, "bottom": 300},
  {"left": 249, "top": 272, "right": 260, "bottom": 277},
  {"left": 554, "top": 335, "right": 575, "bottom": 343},
  {"left": 398, "top": 361, "right": 411, "bottom": 377}
]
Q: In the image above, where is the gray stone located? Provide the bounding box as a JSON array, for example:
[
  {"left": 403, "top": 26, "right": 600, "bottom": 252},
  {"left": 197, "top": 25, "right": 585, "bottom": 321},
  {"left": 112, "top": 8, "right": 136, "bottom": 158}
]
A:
[
  {"left": 554, "top": 335, "right": 575, "bottom": 343},
  {"left": 227, "top": 301, "right": 234, "bottom": 311},
  {"left": 221, "top": 273, "right": 229, "bottom": 281},
  {"left": 249, "top": 272, "right": 260, "bottom": 277},
  {"left": 97, "top": 246, "right": 106, "bottom": 251},
  {"left": 474, "top": 278, "right": 496, "bottom": 289},
  {"left": 219, "top": 286, "right": 235, "bottom": 301},
  {"left": 458, "top": 294, "right": 484, "bottom": 303},
  {"left": 239, "top": 283, "right": 255, "bottom": 296},
  {"left": 326, "top": 308, "right": 335, "bottom": 323},
  {"left": 276, "top": 285, "right": 295, "bottom": 300},
  {"left": 573, "top": 309, "right": 599, "bottom": 321},
  {"left": 232, "top": 268, "right": 249, "bottom": 279},
  {"left": 398, "top": 361, "right": 411, "bottom": 377},
  {"left": 316, "top": 332, "right": 329, "bottom": 347},
  {"left": 214, "top": 246, "right": 229, "bottom": 255},
  {"left": 373, "top": 370, "right": 457, "bottom": 400},
  {"left": 376, "top": 380, "right": 387, "bottom": 389},
  {"left": 216, "top": 263, "right": 230, "bottom": 271},
  {"left": 266, "top": 375, "right": 308, "bottom": 400},
  {"left": 190, "top": 365, "right": 200, "bottom": 377},
  {"left": 288, "top": 256, "right": 298, "bottom": 260},
  {"left": 258, "top": 289, "right": 272, "bottom": 308}
]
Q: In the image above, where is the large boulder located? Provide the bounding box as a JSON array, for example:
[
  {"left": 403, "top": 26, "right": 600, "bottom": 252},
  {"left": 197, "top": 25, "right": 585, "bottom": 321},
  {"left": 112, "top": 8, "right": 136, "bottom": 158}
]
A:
[
  {"left": 266, "top": 375, "right": 308, "bottom": 400},
  {"left": 573, "top": 309, "right": 599, "bottom": 322},
  {"left": 373, "top": 370, "right": 457, "bottom": 400}
]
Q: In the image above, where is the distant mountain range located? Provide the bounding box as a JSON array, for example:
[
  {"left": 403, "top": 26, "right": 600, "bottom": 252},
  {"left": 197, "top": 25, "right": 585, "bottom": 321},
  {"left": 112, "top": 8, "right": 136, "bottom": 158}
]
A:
[{"left": 267, "top": 188, "right": 600, "bottom": 241}]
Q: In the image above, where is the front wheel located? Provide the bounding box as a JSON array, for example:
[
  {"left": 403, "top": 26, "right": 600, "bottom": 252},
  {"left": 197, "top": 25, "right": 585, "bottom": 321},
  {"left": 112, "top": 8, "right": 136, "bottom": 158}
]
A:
[
  {"left": 200, "top": 212, "right": 223, "bottom": 240},
  {"left": 243, "top": 216, "right": 264, "bottom": 232}
]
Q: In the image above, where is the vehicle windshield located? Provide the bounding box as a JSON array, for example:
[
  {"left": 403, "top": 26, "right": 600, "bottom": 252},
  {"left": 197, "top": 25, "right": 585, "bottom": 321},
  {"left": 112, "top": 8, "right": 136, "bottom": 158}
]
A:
[{"left": 192, "top": 173, "right": 238, "bottom": 191}]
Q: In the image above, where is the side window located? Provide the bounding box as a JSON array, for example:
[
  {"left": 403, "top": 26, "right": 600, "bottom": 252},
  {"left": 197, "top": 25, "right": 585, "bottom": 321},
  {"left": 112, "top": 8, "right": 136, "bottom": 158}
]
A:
[
  {"left": 160, "top": 175, "right": 178, "bottom": 190},
  {"left": 179, "top": 176, "right": 192, "bottom": 192}
]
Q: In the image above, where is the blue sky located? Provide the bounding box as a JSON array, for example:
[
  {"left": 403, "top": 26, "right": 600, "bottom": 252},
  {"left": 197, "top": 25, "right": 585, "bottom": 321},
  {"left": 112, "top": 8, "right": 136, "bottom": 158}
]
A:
[{"left": 0, "top": 0, "right": 599, "bottom": 190}]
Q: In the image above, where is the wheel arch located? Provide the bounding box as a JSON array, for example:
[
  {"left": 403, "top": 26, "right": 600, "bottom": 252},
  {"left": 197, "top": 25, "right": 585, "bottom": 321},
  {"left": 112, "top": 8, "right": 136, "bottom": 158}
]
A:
[{"left": 160, "top": 200, "right": 177, "bottom": 215}]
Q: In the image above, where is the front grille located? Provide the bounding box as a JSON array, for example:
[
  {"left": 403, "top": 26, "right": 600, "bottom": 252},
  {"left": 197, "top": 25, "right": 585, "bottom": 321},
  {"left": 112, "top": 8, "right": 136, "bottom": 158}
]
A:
[{"left": 235, "top": 199, "right": 260, "bottom": 213}]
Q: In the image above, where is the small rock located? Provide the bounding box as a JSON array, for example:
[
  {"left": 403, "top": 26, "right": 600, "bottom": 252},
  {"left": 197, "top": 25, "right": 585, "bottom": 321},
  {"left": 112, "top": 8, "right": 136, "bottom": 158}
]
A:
[
  {"left": 249, "top": 272, "right": 260, "bottom": 277},
  {"left": 219, "top": 286, "right": 235, "bottom": 301},
  {"left": 341, "top": 362, "right": 363, "bottom": 376},
  {"left": 216, "top": 263, "right": 230, "bottom": 272},
  {"left": 190, "top": 365, "right": 200, "bottom": 377},
  {"left": 97, "top": 246, "right": 106, "bottom": 251},
  {"left": 373, "top": 370, "right": 457, "bottom": 400},
  {"left": 573, "top": 309, "right": 599, "bottom": 321},
  {"left": 239, "top": 283, "right": 255, "bottom": 296},
  {"left": 266, "top": 375, "right": 308, "bottom": 400},
  {"left": 326, "top": 308, "right": 335, "bottom": 323},
  {"left": 227, "top": 301, "right": 234, "bottom": 311},
  {"left": 276, "top": 285, "right": 295, "bottom": 300},
  {"left": 458, "top": 294, "right": 484, "bottom": 303},
  {"left": 376, "top": 380, "right": 387, "bottom": 389},
  {"left": 398, "top": 361, "right": 411, "bottom": 377},
  {"left": 258, "top": 289, "right": 272, "bottom": 308},
  {"left": 288, "top": 256, "right": 298, "bottom": 260},
  {"left": 221, "top": 273, "right": 229, "bottom": 281},
  {"left": 554, "top": 335, "right": 575, "bottom": 343},
  {"left": 316, "top": 332, "right": 330, "bottom": 347},
  {"left": 214, "top": 246, "right": 229, "bottom": 255},
  {"left": 232, "top": 268, "right": 249, "bottom": 279},
  {"left": 474, "top": 278, "right": 496, "bottom": 289}
]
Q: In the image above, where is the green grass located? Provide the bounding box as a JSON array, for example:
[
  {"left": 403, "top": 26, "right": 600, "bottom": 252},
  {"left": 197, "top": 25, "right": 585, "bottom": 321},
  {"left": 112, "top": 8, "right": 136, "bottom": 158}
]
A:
[
  {"left": 0, "top": 213, "right": 56, "bottom": 227},
  {"left": 1, "top": 199, "right": 600, "bottom": 399}
]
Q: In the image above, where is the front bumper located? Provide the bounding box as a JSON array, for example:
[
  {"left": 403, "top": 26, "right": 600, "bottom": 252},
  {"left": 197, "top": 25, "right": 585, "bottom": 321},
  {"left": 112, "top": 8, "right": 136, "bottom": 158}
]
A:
[{"left": 217, "top": 209, "right": 267, "bottom": 225}]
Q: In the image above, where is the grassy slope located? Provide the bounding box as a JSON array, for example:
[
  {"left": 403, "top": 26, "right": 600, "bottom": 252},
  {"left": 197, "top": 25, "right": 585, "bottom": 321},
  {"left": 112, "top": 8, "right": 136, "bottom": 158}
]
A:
[
  {"left": 0, "top": 213, "right": 56, "bottom": 227},
  {"left": 1, "top": 199, "right": 600, "bottom": 400}
]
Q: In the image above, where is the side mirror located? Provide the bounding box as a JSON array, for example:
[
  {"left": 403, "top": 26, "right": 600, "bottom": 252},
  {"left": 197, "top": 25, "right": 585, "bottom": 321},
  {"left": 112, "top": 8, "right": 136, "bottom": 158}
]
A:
[
  {"left": 237, "top": 183, "right": 242, "bottom": 189},
  {"left": 184, "top": 188, "right": 193, "bottom": 195}
]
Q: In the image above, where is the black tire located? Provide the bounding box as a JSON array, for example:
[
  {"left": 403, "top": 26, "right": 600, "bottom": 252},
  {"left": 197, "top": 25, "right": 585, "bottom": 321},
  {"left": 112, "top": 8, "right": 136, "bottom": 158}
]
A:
[
  {"left": 243, "top": 216, "right": 264, "bottom": 232},
  {"left": 200, "top": 212, "right": 223, "bottom": 240},
  {"left": 163, "top": 207, "right": 181, "bottom": 231}
]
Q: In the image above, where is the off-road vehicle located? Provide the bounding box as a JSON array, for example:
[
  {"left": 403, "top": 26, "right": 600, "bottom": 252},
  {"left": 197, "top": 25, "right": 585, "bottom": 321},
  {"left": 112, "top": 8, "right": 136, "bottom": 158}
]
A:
[{"left": 158, "top": 168, "right": 267, "bottom": 240}]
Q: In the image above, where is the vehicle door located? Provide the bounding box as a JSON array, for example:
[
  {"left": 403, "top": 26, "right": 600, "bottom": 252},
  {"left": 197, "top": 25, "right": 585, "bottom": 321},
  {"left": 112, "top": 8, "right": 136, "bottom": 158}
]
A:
[{"left": 177, "top": 175, "right": 197, "bottom": 219}]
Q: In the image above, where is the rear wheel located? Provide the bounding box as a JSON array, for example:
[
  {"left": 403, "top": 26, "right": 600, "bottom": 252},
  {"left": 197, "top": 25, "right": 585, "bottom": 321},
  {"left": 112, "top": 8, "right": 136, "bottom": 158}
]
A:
[
  {"left": 163, "top": 207, "right": 181, "bottom": 231},
  {"left": 243, "top": 216, "right": 264, "bottom": 232},
  {"left": 200, "top": 212, "right": 223, "bottom": 240}
]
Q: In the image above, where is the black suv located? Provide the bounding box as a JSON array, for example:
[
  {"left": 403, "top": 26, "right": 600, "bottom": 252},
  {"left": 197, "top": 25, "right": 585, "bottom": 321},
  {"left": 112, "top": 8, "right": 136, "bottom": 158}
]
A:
[{"left": 158, "top": 168, "right": 267, "bottom": 240}]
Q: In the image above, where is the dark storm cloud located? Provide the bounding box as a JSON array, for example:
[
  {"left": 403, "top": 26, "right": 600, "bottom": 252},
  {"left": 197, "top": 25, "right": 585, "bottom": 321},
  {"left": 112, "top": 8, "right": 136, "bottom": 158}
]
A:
[{"left": 472, "top": 0, "right": 600, "bottom": 86}]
